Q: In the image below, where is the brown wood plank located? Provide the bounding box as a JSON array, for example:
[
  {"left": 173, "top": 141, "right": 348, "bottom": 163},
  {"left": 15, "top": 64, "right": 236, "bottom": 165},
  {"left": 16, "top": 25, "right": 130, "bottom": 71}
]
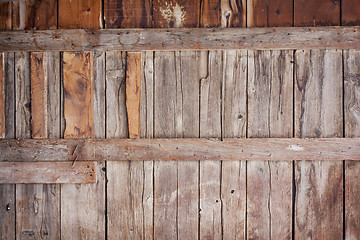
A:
[
  {"left": 294, "top": 49, "right": 343, "bottom": 239},
  {"left": 344, "top": 49, "right": 360, "bottom": 240},
  {"left": 247, "top": 50, "right": 293, "bottom": 239},
  {"left": 342, "top": 0, "right": 360, "bottom": 26},
  {"left": 0, "top": 2, "right": 11, "bottom": 30},
  {"left": 221, "top": 50, "right": 247, "bottom": 239},
  {"left": 247, "top": 0, "right": 293, "bottom": 27},
  {"left": 1, "top": 162, "right": 96, "bottom": 184},
  {"left": 0, "top": 52, "right": 15, "bottom": 239},
  {"left": 294, "top": 0, "right": 340, "bottom": 26},
  {"left": 199, "top": 50, "right": 222, "bottom": 239},
  {"left": 104, "top": 0, "right": 152, "bottom": 28},
  {"left": 12, "top": 0, "right": 57, "bottom": 30},
  {"left": 2, "top": 26, "right": 360, "bottom": 52},
  {"left": 1, "top": 138, "right": 360, "bottom": 162},
  {"left": 61, "top": 51, "right": 105, "bottom": 239},
  {"left": 58, "top": 0, "right": 102, "bottom": 29},
  {"left": 0, "top": 53, "right": 4, "bottom": 138}
]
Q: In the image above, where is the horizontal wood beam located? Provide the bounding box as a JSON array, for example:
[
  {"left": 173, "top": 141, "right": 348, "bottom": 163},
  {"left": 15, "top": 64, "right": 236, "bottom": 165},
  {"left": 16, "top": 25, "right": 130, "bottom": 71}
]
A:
[
  {"left": 0, "top": 138, "right": 359, "bottom": 161},
  {"left": 0, "top": 26, "right": 359, "bottom": 51},
  {"left": 0, "top": 162, "right": 96, "bottom": 184}
]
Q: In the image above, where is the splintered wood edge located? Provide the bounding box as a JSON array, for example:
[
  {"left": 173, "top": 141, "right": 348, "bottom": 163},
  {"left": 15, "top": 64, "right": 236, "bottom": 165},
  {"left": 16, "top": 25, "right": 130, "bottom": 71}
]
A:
[
  {"left": 0, "top": 161, "right": 96, "bottom": 184},
  {"left": 0, "top": 26, "right": 359, "bottom": 51},
  {"left": 0, "top": 138, "right": 359, "bottom": 161}
]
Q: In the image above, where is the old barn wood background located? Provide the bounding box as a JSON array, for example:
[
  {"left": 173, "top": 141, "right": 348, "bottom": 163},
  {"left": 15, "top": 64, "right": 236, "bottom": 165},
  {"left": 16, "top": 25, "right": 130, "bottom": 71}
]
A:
[{"left": 0, "top": 0, "right": 360, "bottom": 239}]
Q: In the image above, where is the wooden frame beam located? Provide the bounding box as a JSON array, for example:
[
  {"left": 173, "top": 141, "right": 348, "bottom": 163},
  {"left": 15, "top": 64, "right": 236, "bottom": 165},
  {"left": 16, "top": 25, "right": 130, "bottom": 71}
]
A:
[
  {"left": 0, "top": 138, "right": 359, "bottom": 161},
  {"left": 0, "top": 26, "right": 359, "bottom": 51}
]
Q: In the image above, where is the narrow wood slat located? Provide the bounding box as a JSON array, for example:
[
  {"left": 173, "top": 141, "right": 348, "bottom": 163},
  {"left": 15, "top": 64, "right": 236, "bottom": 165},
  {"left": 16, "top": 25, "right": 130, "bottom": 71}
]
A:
[
  {"left": 1, "top": 138, "right": 359, "bottom": 162},
  {"left": 344, "top": 49, "right": 360, "bottom": 239},
  {"left": 58, "top": 0, "right": 102, "bottom": 29},
  {"left": 294, "top": 49, "right": 343, "bottom": 239},
  {"left": 0, "top": 53, "right": 4, "bottom": 138},
  {"left": 0, "top": 162, "right": 96, "bottom": 184},
  {"left": 247, "top": 50, "right": 293, "bottom": 239},
  {"left": 1, "top": 26, "right": 360, "bottom": 52}
]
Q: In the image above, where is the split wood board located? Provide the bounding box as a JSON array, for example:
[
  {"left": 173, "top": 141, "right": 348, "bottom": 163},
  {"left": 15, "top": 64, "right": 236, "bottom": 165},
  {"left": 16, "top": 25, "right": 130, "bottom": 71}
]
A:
[
  {"left": 0, "top": 162, "right": 96, "bottom": 184},
  {"left": 0, "top": 138, "right": 359, "bottom": 161},
  {"left": 0, "top": 26, "right": 359, "bottom": 51}
]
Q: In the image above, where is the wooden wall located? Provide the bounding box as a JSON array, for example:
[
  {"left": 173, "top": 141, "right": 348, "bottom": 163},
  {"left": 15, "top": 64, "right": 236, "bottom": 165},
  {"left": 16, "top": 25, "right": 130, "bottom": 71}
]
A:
[{"left": 0, "top": 0, "right": 360, "bottom": 239}]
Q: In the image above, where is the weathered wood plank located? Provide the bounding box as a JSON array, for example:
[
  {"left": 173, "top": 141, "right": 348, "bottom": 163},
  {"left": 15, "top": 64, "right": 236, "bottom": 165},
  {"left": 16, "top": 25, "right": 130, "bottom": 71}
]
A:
[
  {"left": 1, "top": 26, "right": 360, "bottom": 52},
  {"left": 344, "top": 49, "right": 360, "bottom": 240},
  {"left": 248, "top": 0, "right": 293, "bottom": 27},
  {"left": 247, "top": 50, "right": 293, "bottom": 240},
  {"left": 1, "top": 138, "right": 360, "bottom": 162},
  {"left": 342, "top": 0, "right": 360, "bottom": 26},
  {"left": 221, "top": 50, "right": 247, "bottom": 240},
  {"left": 0, "top": 53, "right": 4, "bottom": 138},
  {"left": 61, "top": 51, "right": 105, "bottom": 239},
  {"left": 199, "top": 50, "right": 222, "bottom": 239},
  {"left": 93, "top": 51, "right": 106, "bottom": 139},
  {"left": 58, "top": 0, "right": 102, "bottom": 29},
  {"left": 104, "top": 0, "right": 152, "bottom": 28},
  {"left": 12, "top": 0, "right": 57, "bottom": 30},
  {"left": 0, "top": 2, "right": 12, "bottom": 30},
  {"left": 0, "top": 52, "right": 15, "bottom": 239},
  {"left": 294, "top": 0, "right": 340, "bottom": 26},
  {"left": 1, "top": 162, "right": 96, "bottom": 184},
  {"left": 294, "top": 49, "right": 343, "bottom": 239}
]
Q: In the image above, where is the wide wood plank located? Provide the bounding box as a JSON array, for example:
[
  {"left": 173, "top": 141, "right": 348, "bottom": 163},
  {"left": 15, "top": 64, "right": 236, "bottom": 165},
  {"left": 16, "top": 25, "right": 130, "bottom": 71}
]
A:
[
  {"left": 247, "top": 50, "right": 293, "bottom": 239},
  {"left": 342, "top": 0, "right": 360, "bottom": 26},
  {"left": 0, "top": 52, "right": 15, "bottom": 239},
  {"left": 294, "top": 49, "right": 343, "bottom": 239},
  {"left": 58, "top": 0, "right": 102, "bottom": 29},
  {"left": 0, "top": 2, "right": 12, "bottom": 30},
  {"left": 61, "top": 51, "right": 105, "bottom": 239},
  {"left": 1, "top": 162, "right": 96, "bottom": 184},
  {"left": 1, "top": 26, "right": 360, "bottom": 52},
  {"left": 344, "top": 49, "right": 360, "bottom": 240}
]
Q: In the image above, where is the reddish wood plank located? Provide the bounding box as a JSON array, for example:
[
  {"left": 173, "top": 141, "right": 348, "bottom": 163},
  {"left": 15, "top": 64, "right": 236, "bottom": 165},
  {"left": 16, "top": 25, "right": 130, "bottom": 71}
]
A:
[
  {"left": 63, "top": 52, "right": 94, "bottom": 138},
  {"left": 294, "top": 0, "right": 340, "bottom": 26},
  {"left": 1, "top": 162, "right": 96, "bottom": 184},
  {"left": 0, "top": 2, "right": 12, "bottom": 30},
  {"left": 105, "top": 0, "right": 152, "bottom": 28},
  {"left": 126, "top": 52, "right": 141, "bottom": 138},
  {"left": 12, "top": 0, "right": 57, "bottom": 30},
  {"left": 59, "top": 0, "right": 102, "bottom": 29},
  {"left": 342, "top": 0, "right": 360, "bottom": 26}
]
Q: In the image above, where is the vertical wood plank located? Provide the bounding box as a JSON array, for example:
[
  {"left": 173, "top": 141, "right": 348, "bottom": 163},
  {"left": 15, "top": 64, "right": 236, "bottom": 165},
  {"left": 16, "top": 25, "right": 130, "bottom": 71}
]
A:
[
  {"left": 0, "top": 53, "right": 4, "bottom": 138},
  {"left": 61, "top": 52, "right": 105, "bottom": 239},
  {"left": 247, "top": 0, "right": 293, "bottom": 27},
  {"left": 342, "top": 0, "right": 360, "bottom": 26},
  {"left": 0, "top": 52, "right": 15, "bottom": 239},
  {"left": 344, "top": 49, "right": 360, "bottom": 240},
  {"left": 105, "top": 0, "right": 152, "bottom": 28},
  {"left": 294, "top": 0, "right": 340, "bottom": 26},
  {"left": 59, "top": 0, "right": 102, "bottom": 29},
  {"left": 294, "top": 49, "right": 343, "bottom": 239},
  {"left": 247, "top": 50, "right": 293, "bottom": 240},
  {"left": 199, "top": 50, "right": 222, "bottom": 239},
  {"left": 93, "top": 51, "right": 106, "bottom": 139},
  {"left": 12, "top": 0, "right": 57, "bottom": 30},
  {"left": 0, "top": 2, "right": 12, "bottom": 30},
  {"left": 221, "top": 50, "right": 247, "bottom": 239}
]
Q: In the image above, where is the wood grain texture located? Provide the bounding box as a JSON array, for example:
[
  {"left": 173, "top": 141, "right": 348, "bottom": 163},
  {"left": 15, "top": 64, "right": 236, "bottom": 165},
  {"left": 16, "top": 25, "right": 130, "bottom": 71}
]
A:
[
  {"left": 126, "top": 52, "right": 141, "bottom": 138},
  {"left": 294, "top": 49, "right": 343, "bottom": 239},
  {"left": 153, "top": 0, "right": 199, "bottom": 27},
  {"left": 2, "top": 26, "right": 360, "bottom": 52},
  {"left": 0, "top": 52, "right": 15, "bottom": 239},
  {"left": 342, "top": 0, "right": 360, "bottom": 26},
  {"left": 294, "top": 0, "right": 340, "bottom": 26},
  {"left": 344, "top": 49, "right": 360, "bottom": 240},
  {"left": 59, "top": 0, "right": 102, "bottom": 29},
  {"left": 221, "top": 50, "right": 247, "bottom": 239},
  {"left": 0, "top": 53, "right": 4, "bottom": 138},
  {"left": 199, "top": 50, "right": 222, "bottom": 239},
  {"left": 247, "top": 50, "right": 293, "bottom": 240},
  {"left": 63, "top": 52, "right": 94, "bottom": 138},
  {"left": 2, "top": 162, "right": 96, "bottom": 184},
  {"left": 0, "top": 2, "right": 11, "bottom": 30},
  {"left": 93, "top": 51, "right": 106, "bottom": 139},
  {"left": 248, "top": 0, "right": 293, "bottom": 27},
  {"left": 61, "top": 51, "right": 105, "bottom": 239},
  {"left": 105, "top": 0, "right": 152, "bottom": 28},
  {"left": 12, "top": 0, "right": 57, "bottom": 30}
]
